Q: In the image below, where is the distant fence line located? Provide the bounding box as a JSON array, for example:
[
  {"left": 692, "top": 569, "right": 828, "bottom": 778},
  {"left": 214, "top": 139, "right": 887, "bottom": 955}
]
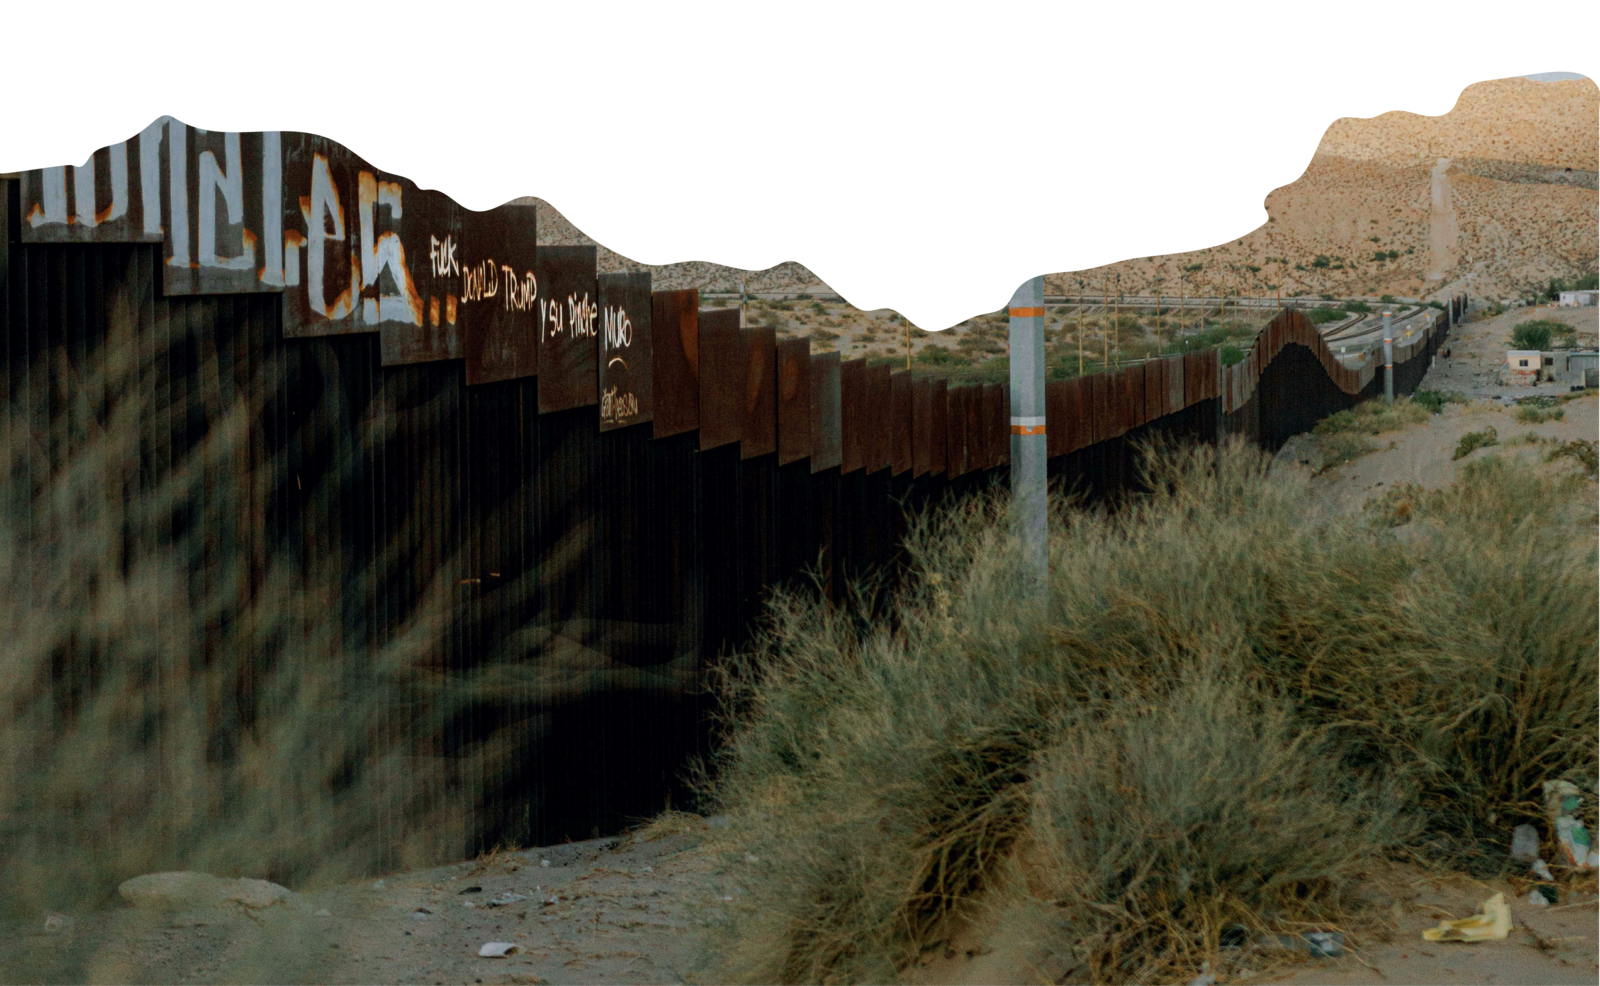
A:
[{"left": 0, "top": 122, "right": 1460, "bottom": 871}]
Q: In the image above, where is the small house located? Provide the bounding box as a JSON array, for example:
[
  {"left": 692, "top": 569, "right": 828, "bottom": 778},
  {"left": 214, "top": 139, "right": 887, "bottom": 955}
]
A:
[
  {"left": 1506, "top": 350, "right": 1542, "bottom": 385},
  {"left": 1557, "top": 290, "right": 1598, "bottom": 307},
  {"left": 1507, "top": 349, "right": 1599, "bottom": 386}
]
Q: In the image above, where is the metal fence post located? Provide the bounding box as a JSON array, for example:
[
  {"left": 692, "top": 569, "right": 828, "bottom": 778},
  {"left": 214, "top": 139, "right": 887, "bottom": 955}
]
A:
[
  {"left": 1009, "top": 276, "right": 1047, "bottom": 595},
  {"left": 1382, "top": 310, "right": 1394, "bottom": 402}
]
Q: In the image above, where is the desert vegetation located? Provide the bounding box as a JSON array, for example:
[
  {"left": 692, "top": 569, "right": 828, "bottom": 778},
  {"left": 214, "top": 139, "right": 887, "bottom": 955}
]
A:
[{"left": 693, "top": 439, "right": 1598, "bottom": 985}]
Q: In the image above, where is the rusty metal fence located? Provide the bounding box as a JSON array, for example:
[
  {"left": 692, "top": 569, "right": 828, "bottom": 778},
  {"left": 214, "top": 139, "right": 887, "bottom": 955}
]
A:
[{"left": 0, "top": 121, "right": 1458, "bottom": 872}]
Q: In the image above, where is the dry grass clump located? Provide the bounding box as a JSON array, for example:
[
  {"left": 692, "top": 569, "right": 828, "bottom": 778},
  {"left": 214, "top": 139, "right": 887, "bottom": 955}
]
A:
[
  {"left": 1515, "top": 403, "right": 1566, "bottom": 424},
  {"left": 1016, "top": 668, "right": 1409, "bottom": 984},
  {"left": 694, "top": 439, "right": 1597, "bottom": 985},
  {"left": 1454, "top": 425, "right": 1500, "bottom": 459},
  {"left": 1544, "top": 438, "right": 1599, "bottom": 476},
  {"left": 0, "top": 299, "right": 556, "bottom": 953},
  {"left": 1313, "top": 396, "right": 1432, "bottom": 437}
]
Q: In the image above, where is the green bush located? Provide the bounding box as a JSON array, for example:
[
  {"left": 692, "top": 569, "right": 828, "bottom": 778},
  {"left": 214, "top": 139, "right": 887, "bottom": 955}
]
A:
[
  {"left": 1544, "top": 439, "right": 1599, "bottom": 476},
  {"left": 1411, "top": 389, "right": 1467, "bottom": 414},
  {"left": 1514, "top": 404, "right": 1565, "bottom": 424},
  {"left": 1219, "top": 343, "right": 1246, "bottom": 366},
  {"left": 914, "top": 345, "right": 967, "bottom": 368},
  {"left": 1309, "top": 307, "right": 1348, "bottom": 325},
  {"left": 1317, "top": 431, "right": 1379, "bottom": 471},
  {"left": 1345, "top": 299, "right": 1373, "bottom": 314},
  {"left": 1313, "top": 397, "right": 1431, "bottom": 436},
  {"left": 1510, "top": 320, "right": 1562, "bottom": 350},
  {"left": 1453, "top": 426, "right": 1499, "bottom": 460}
]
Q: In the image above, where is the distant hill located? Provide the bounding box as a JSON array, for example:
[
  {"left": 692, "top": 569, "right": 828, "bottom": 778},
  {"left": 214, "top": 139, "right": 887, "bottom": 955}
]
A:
[
  {"left": 516, "top": 75, "right": 1597, "bottom": 313},
  {"left": 508, "top": 196, "right": 830, "bottom": 296},
  {"left": 1046, "top": 76, "right": 1598, "bottom": 305}
]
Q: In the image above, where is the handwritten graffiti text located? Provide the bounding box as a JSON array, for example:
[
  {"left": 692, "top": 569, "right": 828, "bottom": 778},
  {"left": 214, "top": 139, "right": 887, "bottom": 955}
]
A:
[{"left": 600, "top": 386, "right": 640, "bottom": 425}]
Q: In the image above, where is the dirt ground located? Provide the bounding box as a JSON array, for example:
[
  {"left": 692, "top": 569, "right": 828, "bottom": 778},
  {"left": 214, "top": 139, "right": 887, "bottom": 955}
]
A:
[
  {"left": 8, "top": 820, "right": 1596, "bottom": 986},
  {"left": 1, "top": 822, "right": 733, "bottom": 986}
]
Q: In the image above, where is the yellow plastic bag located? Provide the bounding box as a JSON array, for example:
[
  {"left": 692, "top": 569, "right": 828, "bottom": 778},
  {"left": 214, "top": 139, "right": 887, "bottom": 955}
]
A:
[{"left": 1422, "top": 893, "right": 1512, "bottom": 942}]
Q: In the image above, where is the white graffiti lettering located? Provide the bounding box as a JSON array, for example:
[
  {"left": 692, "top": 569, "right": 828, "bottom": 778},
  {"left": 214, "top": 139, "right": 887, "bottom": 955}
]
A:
[
  {"left": 301, "top": 153, "right": 353, "bottom": 319},
  {"left": 198, "top": 132, "right": 255, "bottom": 271},
  {"left": 538, "top": 295, "right": 562, "bottom": 342},
  {"left": 358, "top": 172, "right": 423, "bottom": 326},
  {"left": 429, "top": 235, "right": 459, "bottom": 277},
  {"left": 567, "top": 293, "right": 597, "bottom": 338},
  {"left": 499, "top": 266, "right": 537, "bottom": 312},
  {"left": 167, "top": 122, "right": 189, "bottom": 268},
  {"left": 259, "top": 131, "right": 283, "bottom": 287},
  {"left": 601, "top": 305, "right": 632, "bottom": 365},
  {"left": 600, "top": 385, "right": 640, "bottom": 425},
  {"left": 461, "top": 258, "right": 498, "bottom": 303}
]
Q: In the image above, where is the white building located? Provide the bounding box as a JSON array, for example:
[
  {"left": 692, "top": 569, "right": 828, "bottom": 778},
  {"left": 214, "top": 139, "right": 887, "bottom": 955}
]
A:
[{"left": 1557, "top": 290, "right": 1598, "bottom": 307}]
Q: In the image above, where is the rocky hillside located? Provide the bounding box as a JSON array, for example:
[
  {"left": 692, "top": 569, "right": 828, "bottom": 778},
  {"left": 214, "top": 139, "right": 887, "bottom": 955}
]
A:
[
  {"left": 514, "top": 75, "right": 1597, "bottom": 314},
  {"left": 508, "top": 195, "right": 830, "bottom": 295}
]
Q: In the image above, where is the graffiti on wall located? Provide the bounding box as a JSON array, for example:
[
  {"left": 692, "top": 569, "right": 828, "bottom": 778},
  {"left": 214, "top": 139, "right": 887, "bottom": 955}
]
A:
[
  {"left": 597, "top": 271, "right": 653, "bottom": 430},
  {"left": 535, "top": 246, "right": 600, "bottom": 413},
  {"left": 18, "top": 117, "right": 540, "bottom": 377}
]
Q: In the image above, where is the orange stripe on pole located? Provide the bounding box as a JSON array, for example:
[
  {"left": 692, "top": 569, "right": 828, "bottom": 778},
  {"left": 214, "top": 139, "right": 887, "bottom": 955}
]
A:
[
  {"left": 1009, "top": 306, "right": 1044, "bottom": 318},
  {"left": 1010, "top": 424, "right": 1046, "bottom": 435}
]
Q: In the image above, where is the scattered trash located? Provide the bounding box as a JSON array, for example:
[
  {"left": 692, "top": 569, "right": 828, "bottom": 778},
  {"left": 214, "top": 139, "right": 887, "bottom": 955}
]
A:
[
  {"left": 540, "top": 859, "right": 551, "bottom": 868},
  {"left": 1422, "top": 892, "right": 1512, "bottom": 942},
  {"left": 478, "top": 941, "right": 522, "bottom": 958},
  {"left": 1534, "top": 884, "right": 1558, "bottom": 905},
  {"left": 43, "top": 913, "right": 69, "bottom": 933},
  {"left": 743, "top": 853, "right": 760, "bottom": 864},
  {"left": 1186, "top": 961, "right": 1216, "bottom": 986},
  {"left": 1526, "top": 890, "right": 1549, "bottom": 908},
  {"left": 314, "top": 908, "right": 332, "bottom": 917},
  {"left": 463, "top": 901, "right": 476, "bottom": 908},
  {"left": 1510, "top": 824, "right": 1541, "bottom": 863},
  {"left": 459, "top": 885, "right": 483, "bottom": 894},
  {"left": 641, "top": 866, "right": 653, "bottom": 874},
  {"left": 1531, "top": 859, "right": 1556, "bottom": 882},
  {"left": 371, "top": 879, "right": 385, "bottom": 890},
  {"left": 1269, "top": 932, "right": 1345, "bottom": 957},
  {"left": 484, "top": 893, "right": 527, "bottom": 908},
  {"left": 412, "top": 910, "right": 430, "bottom": 921},
  {"left": 1543, "top": 781, "right": 1593, "bottom": 870}
]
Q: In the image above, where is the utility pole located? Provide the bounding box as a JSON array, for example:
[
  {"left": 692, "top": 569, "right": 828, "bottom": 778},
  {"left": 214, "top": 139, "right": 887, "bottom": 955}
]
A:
[
  {"left": 1102, "top": 275, "right": 1110, "bottom": 369},
  {"left": 1008, "top": 276, "right": 1047, "bottom": 597},
  {"left": 1114, "top": 272, "right": 1121, "bottom": 367},
  {"left": 1383, "top": 309, "right": 1395, "bottom": 402},
  {"left": 904, "top": 312, "right": 911, "bottom": 370},
  {"left": 1153, "top": 276, "right": 1164, "bottom": 355},
  {"left": 1077, "top": 278, "right": 1085, "bottom": 375},
  {"left": 739, "top": 281, "right": 746, "bottom": 329}
]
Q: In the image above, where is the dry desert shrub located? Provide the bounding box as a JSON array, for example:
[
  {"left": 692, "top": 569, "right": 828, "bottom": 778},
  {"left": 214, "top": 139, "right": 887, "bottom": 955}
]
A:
[
  {"left": 0, "top": 300, "right": 566, "bottom": 927},
  {"left": 694, "top": 438, "right": 1596, "bottom": 985}
]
